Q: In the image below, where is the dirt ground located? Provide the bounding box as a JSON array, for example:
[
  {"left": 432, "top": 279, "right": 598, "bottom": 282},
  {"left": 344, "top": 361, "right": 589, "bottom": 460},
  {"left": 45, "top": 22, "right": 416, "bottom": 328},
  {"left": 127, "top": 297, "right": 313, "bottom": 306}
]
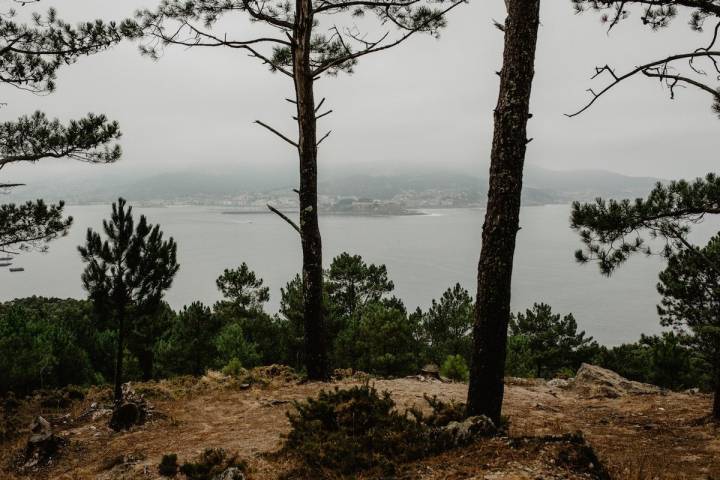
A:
[{"left": 2, "top": 372, "right": 719, "bottom": 480}]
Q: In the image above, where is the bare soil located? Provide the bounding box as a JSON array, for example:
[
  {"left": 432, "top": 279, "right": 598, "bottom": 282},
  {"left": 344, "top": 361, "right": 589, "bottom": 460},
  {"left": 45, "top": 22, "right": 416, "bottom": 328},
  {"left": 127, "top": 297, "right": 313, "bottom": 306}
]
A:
[{"left": 2, "top": 372, "right": 719, "bottom": 480}]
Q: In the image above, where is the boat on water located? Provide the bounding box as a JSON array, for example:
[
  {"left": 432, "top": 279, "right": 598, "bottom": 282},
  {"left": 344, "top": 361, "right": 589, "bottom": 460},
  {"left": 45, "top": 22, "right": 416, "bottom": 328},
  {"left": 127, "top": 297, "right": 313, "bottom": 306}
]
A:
[
  {"left": 0, "top": 262, "right": 11, "bottom": 267},
  {"left": 0, "top": 257, "right": 12, "bottom": 261},
  {"left": 9, "top": 268, "right": 24, "bottom": 272}
]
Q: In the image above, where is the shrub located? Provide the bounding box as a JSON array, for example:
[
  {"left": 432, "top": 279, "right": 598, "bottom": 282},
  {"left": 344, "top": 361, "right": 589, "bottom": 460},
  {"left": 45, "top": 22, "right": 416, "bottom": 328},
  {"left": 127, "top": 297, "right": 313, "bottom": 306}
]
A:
[
  {"left": 284, "top": 384, "right": 432, "bottom": 475},
  {"left": 179, "top": 448, "right": 246, "bottom": 480},
  {"left": 158, "top": 453, "right": 178, "bottom": 476},
  {"left": 221, "top": 358, "right": 246, "bottom": 378},
  {"left": 440, "top": 354, "right": 469, "bottom": 382},
  {"left": 283, "top": 384, "right": 490, "bottom": 476}
]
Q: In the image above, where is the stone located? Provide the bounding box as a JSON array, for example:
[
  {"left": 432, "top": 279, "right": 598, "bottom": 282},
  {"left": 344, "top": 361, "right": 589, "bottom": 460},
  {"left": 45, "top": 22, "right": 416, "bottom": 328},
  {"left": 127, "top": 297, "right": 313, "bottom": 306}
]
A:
[
  {"left": 213, "top": 467, "right": 246, "bottom": 480},
  {"left": 571, "top": 363, "right": 661, "bottom": 398},
  {"left": 420, "top": 364, "right": 441, "bottom": 380},
  {"left": 109, "top": 402, "right": 142, "bottom": 431},
  {"left": 547, "top": 378, "right": 571, "bottom": 389},
  {"left": 436, "top": 415, "right": 497, "bottom": 448}
]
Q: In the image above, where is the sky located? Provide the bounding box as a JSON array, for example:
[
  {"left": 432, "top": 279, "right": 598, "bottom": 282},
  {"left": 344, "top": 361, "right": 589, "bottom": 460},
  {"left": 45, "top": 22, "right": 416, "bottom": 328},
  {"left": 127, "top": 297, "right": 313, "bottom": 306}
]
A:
[{"left": 3, "top": 0, "right": 720, "bottom": 186}]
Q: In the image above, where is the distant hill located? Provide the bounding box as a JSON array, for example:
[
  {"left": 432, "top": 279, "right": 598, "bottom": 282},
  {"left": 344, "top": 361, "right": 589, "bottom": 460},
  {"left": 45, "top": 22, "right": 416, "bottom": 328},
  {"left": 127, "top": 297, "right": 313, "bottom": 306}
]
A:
[{"left": 5, "top": 165, "right": 661, "bottom": 206}]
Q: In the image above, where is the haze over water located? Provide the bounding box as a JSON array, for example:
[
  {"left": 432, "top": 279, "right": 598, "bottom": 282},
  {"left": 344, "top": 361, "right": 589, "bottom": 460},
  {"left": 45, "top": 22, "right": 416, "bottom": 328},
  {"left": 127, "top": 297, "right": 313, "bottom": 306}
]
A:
[{"left": 4, "top": 204, "right": 718, "bottom": 346}]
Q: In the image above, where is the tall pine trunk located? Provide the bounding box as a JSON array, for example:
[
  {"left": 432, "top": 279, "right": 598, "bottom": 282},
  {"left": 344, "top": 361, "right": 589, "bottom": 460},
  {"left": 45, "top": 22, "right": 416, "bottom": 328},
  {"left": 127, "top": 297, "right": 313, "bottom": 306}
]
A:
[
  {"left": 293, "top": 0, "right": 327, "bottom": 380},
  {"left": 467, "top": 0, "right": 540, "bottom": 424},
  {"left": 713, "top": 358, "right": 720, "bottom": 420},
  {"left": 113, "top": 303, "right": 126, "bottom": 404}
]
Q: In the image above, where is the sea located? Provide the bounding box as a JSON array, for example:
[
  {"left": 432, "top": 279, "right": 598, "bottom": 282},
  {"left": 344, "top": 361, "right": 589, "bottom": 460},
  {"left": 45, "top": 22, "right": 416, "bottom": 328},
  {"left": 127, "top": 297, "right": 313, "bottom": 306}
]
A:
[{"left": 3, "top": 204, "right": 718, "bottom": 346}]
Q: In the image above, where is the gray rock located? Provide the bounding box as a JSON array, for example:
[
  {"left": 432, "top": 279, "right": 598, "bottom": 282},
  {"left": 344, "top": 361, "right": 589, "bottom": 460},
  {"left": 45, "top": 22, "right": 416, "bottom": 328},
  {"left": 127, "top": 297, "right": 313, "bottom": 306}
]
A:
[
  {"left": 547, "top": 378, "right": 571, "bottom": 388},
  {"left": 437, "top": 415, "right": 496, "bottom": 447},
  {"left": 572, "top": 363, "right": 661, "bottom": 398},
  {"left": 213, "top": 467, "right": 246, "bottom": 480}
]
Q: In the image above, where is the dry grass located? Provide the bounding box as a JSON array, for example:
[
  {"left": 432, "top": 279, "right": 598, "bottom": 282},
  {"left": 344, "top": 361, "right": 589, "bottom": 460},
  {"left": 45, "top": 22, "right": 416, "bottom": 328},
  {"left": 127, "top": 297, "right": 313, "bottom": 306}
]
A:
[{"left": 1, "top": 372, "right": 719, "bottom": 479}]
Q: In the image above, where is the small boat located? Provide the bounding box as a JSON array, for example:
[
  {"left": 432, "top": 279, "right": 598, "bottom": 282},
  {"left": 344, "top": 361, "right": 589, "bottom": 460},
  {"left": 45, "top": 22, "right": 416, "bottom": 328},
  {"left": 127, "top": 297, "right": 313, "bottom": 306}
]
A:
[
  {"left": 0, "top": 257, "right": 12, "bottom": 261},
  {"left": 0, "top": 262, "right": 11, "bottom": 267},
  {"left": 9, "top": 268, "right": 24, "bottom": 273}
]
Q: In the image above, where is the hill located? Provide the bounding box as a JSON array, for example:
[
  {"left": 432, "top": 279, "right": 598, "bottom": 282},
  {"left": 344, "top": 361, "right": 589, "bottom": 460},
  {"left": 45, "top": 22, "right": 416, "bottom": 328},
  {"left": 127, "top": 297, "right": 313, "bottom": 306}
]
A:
[
  {"left": 5, "top": 166, "right": 660, "bottom": 208},
  {"left": 1, "top": 366, "right": 717, "bottom": 479}
]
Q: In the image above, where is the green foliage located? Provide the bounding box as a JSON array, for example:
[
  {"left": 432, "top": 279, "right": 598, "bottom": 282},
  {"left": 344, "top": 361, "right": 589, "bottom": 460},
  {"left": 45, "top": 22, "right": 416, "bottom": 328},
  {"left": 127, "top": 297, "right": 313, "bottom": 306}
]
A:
[
  {"left": 277, "top": 274, "right": 306, "bottom": 371},
  {"left": 0, "top": 199, "right": 72, "bottom": 254},
  {"left": 216, "top": 263, "right": 270, "bottom": 311},
  {"left": 284, "top": 384, "right": 432, "bottom": 475},
  {"left": 0, "top": 297, "right": 96, "bottom": 394},
  {"left": 505, "top": 334, "right": 536, "bottom": 378},
  {"left": 334, "top": 301, "right": 421, "bottom": 377},
  {"left": 572, "top": 174, "right": 720, "bottom": 275},
  {"left": 221, "top": 358, "right": 246, "bottom": 378},
  {"left": 215, "top": 322, "right": 261, "bottom": 368},
  {"left": 509, "top": 303, "right": 597, "bottom": 378},
  {"left": 156, "top": 302, "right": 222, "bottom": 376},
  {"left": 0, "top": 5, "right": 134, "bottom": 254},
  {"left": 326, "top": 252, "right": 394, "bottom": 319},
  {"left": 418, "top": 283, "right": 474, "bottom": 364},
  {"left": 594, "top": 332, "right": 712, "bottom": 391},
  {"left": 657, "top": 234, "right": 720, "bottom": 367},
  {"left": 440, "top": 354, "right": 469, "bottom": 382},
  {"left": 79, "top": 199, "right": 179, "bottom": 400}
]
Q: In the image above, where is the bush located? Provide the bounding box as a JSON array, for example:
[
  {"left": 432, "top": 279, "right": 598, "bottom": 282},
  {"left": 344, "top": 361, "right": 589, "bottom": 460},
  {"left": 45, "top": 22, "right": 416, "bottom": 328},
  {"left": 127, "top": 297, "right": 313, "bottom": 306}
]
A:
[
  {"left": 215, "top": 322, "right": 261, "bottom": 368},
  {"left": 284, "top": 384, "right": 433, "bottom": 475},
  {"left": 221, "top": 358, "right": 246, "bottom": 378},
  {"left": 179, "top": 448, "right": 246, "bottom": 480},
  {"left": 440, "top": 354, "right": 469, "bottom": 382},
  {"left": 158, "top": 453, "right": 178, "bottom": 476}
]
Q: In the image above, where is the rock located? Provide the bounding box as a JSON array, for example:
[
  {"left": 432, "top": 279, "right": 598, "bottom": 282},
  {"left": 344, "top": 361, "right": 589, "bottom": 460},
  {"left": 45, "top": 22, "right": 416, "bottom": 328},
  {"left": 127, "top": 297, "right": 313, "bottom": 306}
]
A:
[
  {"left": 92, "top": 408, "right": 113, "bottom": 421},
  {"left": 109, "top": 402, "right": 143, "bottom": 431},
  {"left": 436, "top": 415, "right": 496, "bottom": 448},
  {"left": 213, "top": 467, "right": 246, "bottom": 480},
  {"left": 23, "top": 416, "right": 64, "bottom": 468},
  {"left": 28, "top": 416, "right": 52, "bottom": 443},
  {"left": 547, "top": 378, "right": 571, "bottom": 389},
  {"left": 420, "top": 364, "right": 441, "bottom": 380},
  {"left": 571, "top": 363, "right": 661, "bottom": 398}
]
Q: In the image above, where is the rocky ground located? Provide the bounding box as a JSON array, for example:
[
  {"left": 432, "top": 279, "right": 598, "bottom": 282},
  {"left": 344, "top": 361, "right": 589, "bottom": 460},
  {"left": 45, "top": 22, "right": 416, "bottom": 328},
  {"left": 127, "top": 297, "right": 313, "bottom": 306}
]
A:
[{"left": 1, "top": 364, "right": 719, "bottom": 480}]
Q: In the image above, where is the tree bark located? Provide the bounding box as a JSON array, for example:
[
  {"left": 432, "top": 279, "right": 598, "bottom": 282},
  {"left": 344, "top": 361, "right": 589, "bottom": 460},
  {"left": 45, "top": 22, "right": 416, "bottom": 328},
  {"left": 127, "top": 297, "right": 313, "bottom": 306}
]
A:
[
  {"left": 466, "top": 0, "right": 540, "bottom": 424},
  {"left": 293, "top": 0, "right": 328, "bottom": 380},
  {"left": 113, "top": 303, "right": 126, "bottom": 404}
]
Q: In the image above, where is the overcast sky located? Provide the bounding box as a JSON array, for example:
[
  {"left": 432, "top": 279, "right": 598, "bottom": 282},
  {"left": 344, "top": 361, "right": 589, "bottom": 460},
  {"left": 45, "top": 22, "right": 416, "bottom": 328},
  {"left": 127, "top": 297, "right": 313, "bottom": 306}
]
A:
[{"left": 4, "top": 0, "right": 720, "bottom": 185}]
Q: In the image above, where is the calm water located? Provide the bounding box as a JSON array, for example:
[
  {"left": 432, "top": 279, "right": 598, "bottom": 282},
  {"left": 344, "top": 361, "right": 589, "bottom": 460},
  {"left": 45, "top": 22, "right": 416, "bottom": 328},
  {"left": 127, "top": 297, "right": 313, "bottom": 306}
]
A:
[{"left": 3, "top": 204, "right": 718, "bottom": 346}]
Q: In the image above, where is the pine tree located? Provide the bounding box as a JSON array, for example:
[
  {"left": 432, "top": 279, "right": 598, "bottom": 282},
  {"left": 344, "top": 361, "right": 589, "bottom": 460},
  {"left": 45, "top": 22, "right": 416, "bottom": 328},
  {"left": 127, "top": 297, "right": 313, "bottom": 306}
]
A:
[
  {"left": 78, "top": 198, "right": 179, "bottom": 405},
  {"left": 467, "top": 0, "right": 541, "bottom": 424},
  {"left": 0, "top": 3, "right": 136, "bottom": 255},
  {"left": 134, "top": 0, "right": 463, "bottom": 380},
  {"left": 509, "top": 303, "right": 594, "bottom": 378},
  {"left": 569, "top": 1, "right": 720, "bottom": 118},
  {"left": 571, "top": 174, "right": 720, "bottom": 418}
]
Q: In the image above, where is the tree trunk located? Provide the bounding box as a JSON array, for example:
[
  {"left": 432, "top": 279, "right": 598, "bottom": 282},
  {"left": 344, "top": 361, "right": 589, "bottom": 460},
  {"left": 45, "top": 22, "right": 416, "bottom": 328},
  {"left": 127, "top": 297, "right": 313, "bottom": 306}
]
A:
[
  {"left": 466, "top": 0, "right": 540, "bottom": 424},
  {"left": 293, "top": 0, "right": 327, "bottom": 380},
  {"left": 113, "top": 303, "right": 126, "bottom": 404}
]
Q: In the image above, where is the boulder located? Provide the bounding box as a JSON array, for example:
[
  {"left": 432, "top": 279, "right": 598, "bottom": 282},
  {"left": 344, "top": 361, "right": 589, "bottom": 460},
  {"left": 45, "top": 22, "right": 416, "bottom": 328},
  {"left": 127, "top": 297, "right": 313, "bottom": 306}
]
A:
[
  {"left": 420, "top": 364, "right": 441, "bottom": 380},
  {"left": 109, "top": 402, "right": 144, "bottom": 431},
  {"left": 572, "top": 363, "right": 661, "bottom": 398},
  {"left": 23, "top": 416, "right": 64, "bottom": 468}
]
